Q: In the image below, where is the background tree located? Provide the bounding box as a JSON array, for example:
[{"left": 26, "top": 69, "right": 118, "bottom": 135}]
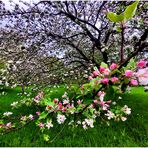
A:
[{"left": 0, "top": 1, "right": 147, "bottom": 89}]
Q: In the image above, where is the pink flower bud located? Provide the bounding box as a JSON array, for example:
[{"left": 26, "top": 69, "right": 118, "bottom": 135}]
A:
[
  {"left": 125, "top": 70, "right": 133, "bottom": 78},
  {"left": 144, "top": 20, "right": 148, "bottom": 24},
  {"left": 6, "top": 122, "right": 12, "bottom": 128},
  {"left": 99, "top": 67, "right": 105, "bottom": 73},
  {"left": 35, "top": 95, "right": 40, "bottom": 100},
  {"left": 106, "top": 100, "right": 112, "bottom": 104},
  {"left": 54, "top": 98, "right": 59, "bottom": 104},
  {"left": 110, "top": 63, "right": 118, "bottom": 70},
  {"left": 47, "top": 106, "right": 52, "bottom": 110},
  {"left": 36, "top": 112, "right": 41, "bottom": 116},
  {"left": 97, "top": 91, "right": 105, "bottom": 96},
  {"left": 130, "top": 79, "right": 138, "bottom": 86},
  {"left": 62, "top": 107, "right": 67, "bottom": 112},
  {"left": 100, "top": 78, "right": 109, "bottom": 84},
  {"left": 111, "top": 77, "right": 119, "bottom": 83},
  {"left": 94, "top": 100, "right": 99, "bottom": 104},
  {"left": 88, "top": 76, "right": 93, "bottom": 80},
  {"left": 58, "top": 102, "right": 63, "bottom": 110},
  {"left": 77, "top": 99, "right": 82, "bottom": 104},
  {"left": 137, "top": 60, "right": 147, "bottom": 68},
  {"left": 103, "top": 68, "right": 110, "bottom": 76},
  {"left": 92, "top": 70, "right": 99, "bottom": 77},
  {"left": 38, "top": 122, "right": 44, "bottom": 128}
]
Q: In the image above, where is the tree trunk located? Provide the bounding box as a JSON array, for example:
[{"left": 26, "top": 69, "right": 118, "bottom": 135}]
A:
[
  {"left": 120, "top": 27, "right": 125, "bottom": 64},
  {"left": 21, "top": 84, "right": 25, "bottom": 94}
]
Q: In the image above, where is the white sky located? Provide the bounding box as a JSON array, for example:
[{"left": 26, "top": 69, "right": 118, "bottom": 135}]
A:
[{"left": 2, "top": 0, "right": 40, "bottom": 10}]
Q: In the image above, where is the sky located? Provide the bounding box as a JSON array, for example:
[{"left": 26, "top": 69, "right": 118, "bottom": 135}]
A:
[{"left": 2, "top": 0, "right": 40, "bottom": 10}]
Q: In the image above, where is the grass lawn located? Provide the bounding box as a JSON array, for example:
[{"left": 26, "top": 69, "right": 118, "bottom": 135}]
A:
[{"left": 0, "top": 86, "right": 148, "bottom": 147}]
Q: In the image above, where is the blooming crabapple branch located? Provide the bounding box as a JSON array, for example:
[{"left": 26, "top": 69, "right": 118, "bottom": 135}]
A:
[{"left": 76, "top": 85, "right": 104, "bottom": 121}]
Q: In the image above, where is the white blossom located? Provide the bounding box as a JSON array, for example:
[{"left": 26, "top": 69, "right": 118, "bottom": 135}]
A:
[
  {"left": 112, "top": 102, "right": 117, "bottom": 105},
  {"left": 46, "top": 121, "right": 53, "bottom": 129},
  {"left": 122, "top": 105, "right": 131, "bottom": 115},
  {"left": 57, "top": 114, "right": 66, "bottom": 124},
  {"left": 77, "top": 121, "right": 81, "bottom": 125},
  {"left": 3, "top": 112, "right": 13, "bottom": 116},
  {"left": 118, "top": 96, "right": 122, "bottom": 100},
  {"left": 85, "top": 119, "right": 94, "bottom": 128},
  {"left": 11, "top": 101, "right": 18, "bottom": 107},
  {"left": 20, "top": 116, "right": 27, "bottom": 121},
  {"left": 28, "top": 114, "right": 34, "bottom": 120},
  {"left": 105, "top": 111, "right": 115, "bottom": 120},
  {"left": 121, "top": 116, "right": 127, "bottom": 121},
  {"left": 63, "top": 99, "right": 69, "bottom": 105}
]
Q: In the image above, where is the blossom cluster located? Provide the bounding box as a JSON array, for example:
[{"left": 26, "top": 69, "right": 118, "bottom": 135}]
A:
[{"left": 0, "top": 60, "right": 147, "bottom": 137}]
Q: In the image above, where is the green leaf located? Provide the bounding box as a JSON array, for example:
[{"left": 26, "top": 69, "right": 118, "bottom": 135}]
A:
[
  {"left": 115, "top": 26, "right": 122, "bottom": 32},
  {"left": 124, "top": 1, "right": 139, "bottom": 20},
  {"left": 93, "top": 66, "right": 98, "bottom": 71},
  {"left": 39, "top": 111, "right": 48, "bottom": 120},
  {"left": 107, "top": 12, "right": 124, "bottom": 23},
  {"left": 124, "top": 58, "right": 136, "bottom": 70},
  {"left": 43, "top": 134, "right": 50, "bottom": 142},
  {"left": 100, "top": 62, "right": 108, "bottom": 68},
  {"left": 124, "top": 78, "right": 130, "bottom": 84}
]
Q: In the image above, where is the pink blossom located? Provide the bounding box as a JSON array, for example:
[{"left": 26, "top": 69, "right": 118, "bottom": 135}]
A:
[
  {"left": 97, "top": 91, "right": 105, "bottom": 96},
  {"left": 94, "top": 100, "right": 99, "bottom": 104},
  {"left": 130, "top": 79, "right": 138, "bottom": 86},
  {"left": 35, "top": 95, "right": 40, "bottom": 100},
  {"left": 62, "top": 107, "right": 67, "bottom": 112},
  {"left": 67, "top": 103, "right": 74, "bottom": 108},
  {"left": 111, "top": 77, "right": 119, "bottom": 83},
  {"left": 88, "top": 76, "right": 93, "bottom": 80},
  {"left": 6, "top": 122, "right": 12, "bottom": 128},
  {"left": 100, "top": 78, "right": 109, "bottom": 84},
  {"left": 46, "top": 106, "right": 53, "bottom": 110},
  {"left": 137, "top": 60, "right": 147, "bottom": 68},
  {"left": 99, "top": 101, "right": 109, "bottom": 110},
  {"left": 33, "top": 98, "right": 40, "bottom": 103},
  {"left": 77, "top": 99, "right": 82, "bottom": 104},
  {"left": 136, "top": 68, "right": 148, "bottom": 85},
  {"left": 38, "top": 91, "right": 44, "bottom": 98},
  {"left": 92, "top": 70, "right": 99, "bottom": 77},
  {"left": 99, "top": 67, "right": 105, "bottom": 73},
  {"left": 58, "top": 102, "right": 63, "bottom": 110},
  {"left": 106, "top": 100, "right": 112, "bottom": 104},
  {"left": 29, "top": 114, "right": 34, "bottom": 120},
  {"left": 38, "top": 122, "right": 44, "bottom": 128},
  {"left": 36, "top": 112, "right": 41, "bottom": 116},
  {"left": 103, "top": 68, "right": 110, "bottom": 76},
  {"left": 125, "top": 70, "right": 133, "bottom": 78},
  {"left": 110, "top": 63, "right": 118, "bottom": 70},
  {"left": 54, "top": 98, "right": 59, "bottom": 104},
  {"left": 144, "top": 20, "right": 148, "bottom": 24}
]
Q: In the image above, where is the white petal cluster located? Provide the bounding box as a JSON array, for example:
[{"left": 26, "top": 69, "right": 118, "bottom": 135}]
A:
[
  {"left": 57, "top": 114, "right": 66, "bottom": 124},
  {"left": 122, "top": 105, "right": 131, "bottom": 115},
  {"left": 11, "top": 101, "right": 18, "bottom": 107},
  {"left": 3, "top": 112, "right": 13, "bottom": 116},
  {"left": 82, "top": 118, "right": 94, "bottom": 129},
  {"left": 105, "top": 111, "right": 115, "bottom": 120},
  {"left": 46, "top": 120, "right": 53, "bottom": 129}
]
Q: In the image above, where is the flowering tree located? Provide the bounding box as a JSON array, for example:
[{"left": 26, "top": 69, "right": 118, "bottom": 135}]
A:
[{"left": 0, "top": 59, "right": 147, "bottom": 140}]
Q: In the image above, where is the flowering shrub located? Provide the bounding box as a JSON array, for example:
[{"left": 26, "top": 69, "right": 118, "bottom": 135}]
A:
[{"left": 0, "top": 59, "right": 147, "bottom": 141}]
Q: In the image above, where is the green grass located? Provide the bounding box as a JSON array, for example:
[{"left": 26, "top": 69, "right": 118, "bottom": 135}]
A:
[{"left": 0, "top": 86, "right": 148, "bottom": 147}]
